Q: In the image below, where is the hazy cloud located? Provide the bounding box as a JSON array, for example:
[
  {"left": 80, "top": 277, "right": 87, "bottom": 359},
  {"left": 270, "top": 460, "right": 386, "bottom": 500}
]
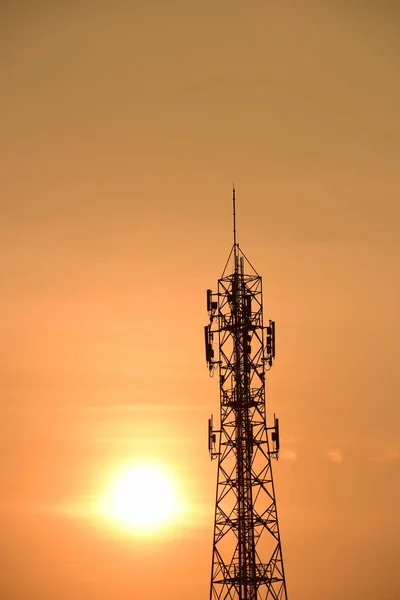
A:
[
  {"left": 370, "top": 449, "right": 400, "bottom": 463},
  {"left": 280, "top": 450, "right": 297, "bottom": 462},
  {"left": 281, "top": 436, "right": 299, "bottom": 444},
  {"left": 327, "top": 449, "right": 344, "bottom": 463}
]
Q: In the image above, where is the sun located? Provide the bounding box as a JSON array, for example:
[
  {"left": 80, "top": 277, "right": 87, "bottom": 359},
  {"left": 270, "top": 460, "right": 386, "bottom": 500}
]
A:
[{"left": 97, "top": 461, "right": 182, "bottom": 534}]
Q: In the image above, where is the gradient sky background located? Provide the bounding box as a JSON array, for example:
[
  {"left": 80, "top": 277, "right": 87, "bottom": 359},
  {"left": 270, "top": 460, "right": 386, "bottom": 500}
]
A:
[{"left": 1, "top": 1, "right": 400, "bottom": 599}]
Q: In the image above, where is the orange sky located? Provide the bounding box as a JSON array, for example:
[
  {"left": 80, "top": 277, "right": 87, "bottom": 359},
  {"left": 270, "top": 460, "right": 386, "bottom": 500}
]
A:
[{"left": 1, "top": 2, "right": 400, "bottom": 599}]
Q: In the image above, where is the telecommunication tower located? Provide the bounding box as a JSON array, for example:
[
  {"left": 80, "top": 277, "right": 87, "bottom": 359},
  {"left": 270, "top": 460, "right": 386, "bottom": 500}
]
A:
[{"left": 204, "top": 188, "right": 288, "bottom": 600}]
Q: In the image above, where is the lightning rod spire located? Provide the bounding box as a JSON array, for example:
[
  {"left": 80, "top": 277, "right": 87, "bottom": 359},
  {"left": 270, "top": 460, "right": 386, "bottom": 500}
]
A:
[{"left": 233, "top": 183, "right": 237, "bottom": 249}]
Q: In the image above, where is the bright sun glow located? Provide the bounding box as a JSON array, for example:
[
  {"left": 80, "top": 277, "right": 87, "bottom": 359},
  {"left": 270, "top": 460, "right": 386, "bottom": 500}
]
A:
[{"left": 97, "top": 461, "right": 182, "bottom": 534}]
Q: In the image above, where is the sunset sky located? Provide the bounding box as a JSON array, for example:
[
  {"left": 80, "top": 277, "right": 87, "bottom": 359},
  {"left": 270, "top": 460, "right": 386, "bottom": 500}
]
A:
[{"left": 1, "top": 1, "right": 400, "bottom": 599}]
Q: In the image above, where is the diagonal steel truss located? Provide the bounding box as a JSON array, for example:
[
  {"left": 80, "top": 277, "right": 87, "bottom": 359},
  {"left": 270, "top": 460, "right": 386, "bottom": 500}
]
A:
[{"left": 205, "top": 245, "right": 288, "bottom": 600}]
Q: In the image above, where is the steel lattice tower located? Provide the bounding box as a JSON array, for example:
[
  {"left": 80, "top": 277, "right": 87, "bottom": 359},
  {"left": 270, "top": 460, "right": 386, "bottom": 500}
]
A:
[{"left": 204, "top": 188, "right": 288, "bottom": 600}]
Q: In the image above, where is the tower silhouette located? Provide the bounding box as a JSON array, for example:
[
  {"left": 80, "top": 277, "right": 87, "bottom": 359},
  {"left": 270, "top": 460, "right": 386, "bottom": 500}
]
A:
[{"left": 205, "top": 188, "right": 288, "bottom": 600}]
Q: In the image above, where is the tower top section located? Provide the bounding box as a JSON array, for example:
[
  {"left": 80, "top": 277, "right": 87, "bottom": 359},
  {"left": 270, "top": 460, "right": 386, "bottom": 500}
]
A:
[{"left": 221, "top": 186, "right": 259, "bottom": 278}]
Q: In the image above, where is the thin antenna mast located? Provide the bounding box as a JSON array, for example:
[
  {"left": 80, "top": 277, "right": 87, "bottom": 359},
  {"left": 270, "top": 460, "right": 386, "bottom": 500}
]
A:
[
  {"left": 233, "top": 184, "right": 238, "bottom": 269},
  {"left": 233, "top": 184, "right": 237, "bottom": 246}
]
